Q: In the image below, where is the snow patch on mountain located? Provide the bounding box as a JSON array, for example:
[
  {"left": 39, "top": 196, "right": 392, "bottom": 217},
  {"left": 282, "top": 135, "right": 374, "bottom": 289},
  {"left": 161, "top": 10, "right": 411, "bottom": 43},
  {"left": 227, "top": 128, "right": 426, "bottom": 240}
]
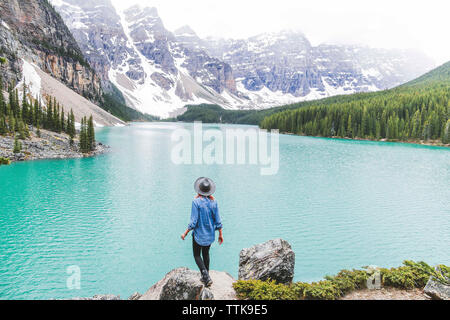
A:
[
  {"left": 17, "top": 59, "right": 42, "bottom": 99},
  {"left": 1, "top": 19, "right": 10, "bottom": 30}
]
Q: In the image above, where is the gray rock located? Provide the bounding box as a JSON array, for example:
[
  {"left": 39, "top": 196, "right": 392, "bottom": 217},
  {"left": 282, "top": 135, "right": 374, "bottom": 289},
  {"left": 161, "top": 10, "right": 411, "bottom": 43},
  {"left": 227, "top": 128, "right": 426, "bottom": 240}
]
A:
[
  {"left": 140, "top": 268, "right": 236, "bottom": 300},
  {"left": 128, "top": 292, "right": 142, "bottom": 300},
  {"left": 239, "top": 239, "right": 295, "bottom": 284},
  {"left": 72, "top": 294, "right": 121, "bottom": 300},
  {"left": 424, "top": 268, "right": 450, "bottom": 300},
  {"left": 92, "top": 294, "right": 121, "bottom": 300},
  {"left": 199, "top": 288, "right": 214, "bottom": 301}
]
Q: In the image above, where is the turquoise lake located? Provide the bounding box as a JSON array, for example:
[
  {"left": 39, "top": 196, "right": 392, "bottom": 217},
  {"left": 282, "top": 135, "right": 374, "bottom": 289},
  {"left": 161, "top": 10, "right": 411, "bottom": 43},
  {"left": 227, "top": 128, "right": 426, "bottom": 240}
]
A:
[{"left": 0, "top": 122, "right": 449, "bottom": 300}]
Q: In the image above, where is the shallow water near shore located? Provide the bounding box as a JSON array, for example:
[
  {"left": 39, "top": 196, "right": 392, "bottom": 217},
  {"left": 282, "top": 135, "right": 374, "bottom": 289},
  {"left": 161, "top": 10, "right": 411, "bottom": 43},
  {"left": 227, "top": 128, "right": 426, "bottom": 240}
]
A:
[{"left": 0, "top": 122, "right": 449, "bottom": 300}]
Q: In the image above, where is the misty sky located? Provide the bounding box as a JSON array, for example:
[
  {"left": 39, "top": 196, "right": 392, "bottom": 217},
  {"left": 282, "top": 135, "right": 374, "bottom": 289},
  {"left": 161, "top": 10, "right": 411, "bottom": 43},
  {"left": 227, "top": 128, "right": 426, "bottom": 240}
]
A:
[{"left": 112, "top": 0, "right": 449, "bottom": 65}]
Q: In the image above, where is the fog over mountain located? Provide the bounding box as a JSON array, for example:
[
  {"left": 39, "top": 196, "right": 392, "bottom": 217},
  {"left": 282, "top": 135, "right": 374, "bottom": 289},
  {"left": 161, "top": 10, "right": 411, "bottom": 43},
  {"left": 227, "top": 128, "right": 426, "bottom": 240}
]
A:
[
  {"left": 50, "top": 0, "right": 438, "bottom": 117},
  {"left": 112, "top": 0, "right": 450, "bottom": 66}
]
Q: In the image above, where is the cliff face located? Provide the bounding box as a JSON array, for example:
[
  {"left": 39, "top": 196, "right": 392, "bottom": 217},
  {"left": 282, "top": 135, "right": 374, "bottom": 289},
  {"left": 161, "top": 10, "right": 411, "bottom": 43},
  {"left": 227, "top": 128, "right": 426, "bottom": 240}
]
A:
[
  {"left": 51, "top": 0, "right": 243, "bottom": 117},
  {"left": 200, "top": 31, "right": 436, "bottom": 98},
  {"left": 0, "top": 0, "right": 101, "bottom": 101}
]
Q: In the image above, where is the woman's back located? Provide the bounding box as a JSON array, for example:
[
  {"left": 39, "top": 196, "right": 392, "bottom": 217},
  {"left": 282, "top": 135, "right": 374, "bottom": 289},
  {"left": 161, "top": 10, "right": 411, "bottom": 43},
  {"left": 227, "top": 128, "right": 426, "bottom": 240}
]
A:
[{"left": 190, "top": 196, "right": 222, "bottom": 246}]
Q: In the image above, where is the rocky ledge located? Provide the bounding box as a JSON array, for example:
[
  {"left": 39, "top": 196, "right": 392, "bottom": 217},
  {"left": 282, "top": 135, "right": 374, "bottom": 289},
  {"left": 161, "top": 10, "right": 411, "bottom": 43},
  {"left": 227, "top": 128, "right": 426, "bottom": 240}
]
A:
[
  {"left": 139, "top": 268, "right": 237, "bottom": 300},
  {"left": 239, "top": 238, "right": 295, "bottom": 285},
  {"left": 0, "top": 128, "right": 108, "bottom": 163},
  {"left": 424, "top": 267, "right": 450, "bottom": 300},
  {"left": 73, "top": 239, "right": 449, "bottom": 301},
  {"left": 75, "top": 239, "right": 295, "bottom": 301}
]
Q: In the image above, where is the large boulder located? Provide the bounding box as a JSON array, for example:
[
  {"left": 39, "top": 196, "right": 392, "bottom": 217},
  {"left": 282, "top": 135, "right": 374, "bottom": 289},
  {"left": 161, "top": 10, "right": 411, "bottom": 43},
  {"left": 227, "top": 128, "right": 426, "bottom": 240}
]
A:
[
  {"left": 139, "top": 268, "right": 236, "bottom": 300},
  {"left": 239, "top": 239, "right": 295, "bottom": 284},
  {"left": 424, "top": 267, "right": 450, "bottom": 300}
]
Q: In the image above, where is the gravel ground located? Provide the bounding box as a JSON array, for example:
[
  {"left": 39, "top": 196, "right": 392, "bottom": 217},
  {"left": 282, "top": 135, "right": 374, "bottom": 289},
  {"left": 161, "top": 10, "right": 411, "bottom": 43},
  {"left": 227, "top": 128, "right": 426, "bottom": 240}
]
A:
[{"left": 340, "top": 288, "right": 431, "bottom": 300}]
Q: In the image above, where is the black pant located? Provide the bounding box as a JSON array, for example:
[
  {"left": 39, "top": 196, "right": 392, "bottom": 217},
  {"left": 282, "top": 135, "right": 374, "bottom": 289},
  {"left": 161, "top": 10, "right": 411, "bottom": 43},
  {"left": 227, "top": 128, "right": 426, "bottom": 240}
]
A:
[{"left": 193, "top": 236, "right": 211, "bottom": 273}]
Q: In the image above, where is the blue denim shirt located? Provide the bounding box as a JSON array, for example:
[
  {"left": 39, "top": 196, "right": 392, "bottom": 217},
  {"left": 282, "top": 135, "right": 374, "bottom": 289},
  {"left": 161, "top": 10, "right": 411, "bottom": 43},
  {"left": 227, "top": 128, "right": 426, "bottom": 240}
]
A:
[{"left": 188, "top": 197, "right": 223, "bottom": 246}]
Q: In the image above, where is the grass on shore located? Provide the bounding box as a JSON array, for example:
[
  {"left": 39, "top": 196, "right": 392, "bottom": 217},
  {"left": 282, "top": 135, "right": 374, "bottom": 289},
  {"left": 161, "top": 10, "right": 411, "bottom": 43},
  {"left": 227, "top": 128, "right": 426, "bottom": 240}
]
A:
[
  {"left": 0, "top": 156, "right": 11, "bottom": 165},
  {"left": 233, "top": 261, "right": 450, "bottom": 300}
]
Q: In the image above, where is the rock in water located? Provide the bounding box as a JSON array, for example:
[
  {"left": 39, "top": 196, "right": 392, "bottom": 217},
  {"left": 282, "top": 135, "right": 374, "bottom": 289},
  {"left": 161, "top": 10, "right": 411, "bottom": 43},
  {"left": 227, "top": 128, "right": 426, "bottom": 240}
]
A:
[
  {"left": 239, "top": 239, "right": 295, "bottom": 284},
  {"left": 139, "top": 268, "right": 236, "bottom": 300},
  {"left": 424, "top": 267, "right": 450, "bottom": 300}
]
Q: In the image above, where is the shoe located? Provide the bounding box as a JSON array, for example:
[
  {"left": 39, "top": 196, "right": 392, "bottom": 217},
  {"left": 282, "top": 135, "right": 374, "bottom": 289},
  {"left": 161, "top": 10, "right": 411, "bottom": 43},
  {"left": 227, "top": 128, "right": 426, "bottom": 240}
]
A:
[{"left": 201, "top": 270, "right": 213, "bottom": 287}]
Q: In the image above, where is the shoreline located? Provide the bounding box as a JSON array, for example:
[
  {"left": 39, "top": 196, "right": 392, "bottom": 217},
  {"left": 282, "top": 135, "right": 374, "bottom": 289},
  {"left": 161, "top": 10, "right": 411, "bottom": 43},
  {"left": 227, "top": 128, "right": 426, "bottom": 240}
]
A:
[
  {"left": 0, "top": 127, "right": 110, "bottom": 164},
  {"left": 279, "top": 131, "right": 450, "bottom": 148},
  {"left": 166, "top": 120, "right": 449, "bottom": 148}
]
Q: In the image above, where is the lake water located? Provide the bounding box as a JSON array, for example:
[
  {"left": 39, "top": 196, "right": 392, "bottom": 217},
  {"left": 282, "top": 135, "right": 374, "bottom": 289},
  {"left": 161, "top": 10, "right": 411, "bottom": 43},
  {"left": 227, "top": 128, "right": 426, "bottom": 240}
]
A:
[{"left": 0, "top": 122, "right": 449, "bottom": 299}]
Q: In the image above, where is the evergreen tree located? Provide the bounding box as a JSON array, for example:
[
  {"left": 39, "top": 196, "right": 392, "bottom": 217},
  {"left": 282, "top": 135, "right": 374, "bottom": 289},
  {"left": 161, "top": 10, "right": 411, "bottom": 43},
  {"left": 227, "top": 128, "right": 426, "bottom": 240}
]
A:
[
  {"left": 87, "top": 115, "right": 95, "bottom": 151},
  {"left": 79, "top": 117, "right": 88, "bottom": 153},
  {"left": 442, "top": 120, "right": 450, "bottom": 144},
  {"left": 0, "top": 75, "right": 6, "bottom": 116},
  {"left": 33, "top": 99, "right": 39, "bottom": 127},
  {"left": 0, "top": 115, "right": 6, "bottom": 135},
  {"left": 60, "top": 108, "right": 65, "bottom": 133},
  {"left": 46, "top": 97, "right": 53, "bottom": 130},
  {"left": 22, "top": 81, "right": 29, "bottom": 124},
  {"left": 68, "top": 109, "right": 76, "bottom": 145},
  {"left": 260, "top": 76, "right": 450, "bottom": 145},
  {"left": 36, "top": 121, "right": 41, "bottom": 138},
  {"left": 13, "top": 135, "right": 21, "bottom": 153}
]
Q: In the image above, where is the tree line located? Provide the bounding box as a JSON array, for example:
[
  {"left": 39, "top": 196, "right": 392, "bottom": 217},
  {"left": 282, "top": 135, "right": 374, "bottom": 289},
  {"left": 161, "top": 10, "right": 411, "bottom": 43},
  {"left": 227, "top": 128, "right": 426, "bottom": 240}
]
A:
[
  {"left": 261, "top": 82, "right": 450, "bottom": 144},
  {"left": 0, "top": 75, "right": 96, "bottom": 153}
]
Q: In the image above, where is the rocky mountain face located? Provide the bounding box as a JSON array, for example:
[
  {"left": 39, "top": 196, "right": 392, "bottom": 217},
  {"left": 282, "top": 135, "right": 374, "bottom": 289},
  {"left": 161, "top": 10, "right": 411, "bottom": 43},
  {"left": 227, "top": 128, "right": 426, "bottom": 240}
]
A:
[
  {"left": 194, "top": 31, "right": 435, "bottom": 101},
  {"left": 0, "top": 0, "right": 101, "bottom": 101},
  {"left": 51, "top": 0, "right": 243, "bottom": 117},
  {"left": 50, "top": 0, "right": 435, "bottom": 118}
]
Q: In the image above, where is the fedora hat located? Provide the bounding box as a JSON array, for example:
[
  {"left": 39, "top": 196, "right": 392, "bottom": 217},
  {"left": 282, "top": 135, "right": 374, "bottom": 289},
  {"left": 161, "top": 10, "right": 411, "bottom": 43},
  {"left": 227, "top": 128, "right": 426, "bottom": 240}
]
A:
[{"left": 194, "top": 177, "right": 216, "bottom": 197}]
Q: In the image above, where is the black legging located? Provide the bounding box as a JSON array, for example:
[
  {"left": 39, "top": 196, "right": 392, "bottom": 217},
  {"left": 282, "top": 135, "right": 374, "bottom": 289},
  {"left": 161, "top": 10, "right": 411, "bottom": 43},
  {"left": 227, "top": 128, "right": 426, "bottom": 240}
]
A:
[{"left": 193, "top": 236, "right": 211, "bottom": 272}]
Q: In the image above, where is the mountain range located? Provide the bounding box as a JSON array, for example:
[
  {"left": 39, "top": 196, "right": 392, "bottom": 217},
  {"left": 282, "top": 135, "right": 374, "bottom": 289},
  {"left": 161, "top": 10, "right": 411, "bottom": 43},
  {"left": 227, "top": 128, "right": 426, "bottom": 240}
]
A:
[
  {"left": 50, "top": 0, "right": 435, "bottom": 118},
  {"left": 0, "top": 0, "right": 437, "bottom": 120}
]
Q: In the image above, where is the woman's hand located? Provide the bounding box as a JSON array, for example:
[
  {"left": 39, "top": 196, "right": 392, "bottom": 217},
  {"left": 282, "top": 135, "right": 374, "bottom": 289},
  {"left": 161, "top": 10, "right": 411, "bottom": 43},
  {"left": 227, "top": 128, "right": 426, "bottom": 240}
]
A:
[
  {"left": 181, "top": 229, "right": 190, "bottom": 241},
  {"left": 218, "top": 229, "right": 224, "bottom": 245}
]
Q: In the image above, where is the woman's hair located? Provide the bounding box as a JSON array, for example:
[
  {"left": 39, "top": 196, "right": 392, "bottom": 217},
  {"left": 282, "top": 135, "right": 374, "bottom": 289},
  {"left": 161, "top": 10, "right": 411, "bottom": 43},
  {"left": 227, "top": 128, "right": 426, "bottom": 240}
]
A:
[{"left": 196, "top": 194, "right": 215, "bottom": 201}]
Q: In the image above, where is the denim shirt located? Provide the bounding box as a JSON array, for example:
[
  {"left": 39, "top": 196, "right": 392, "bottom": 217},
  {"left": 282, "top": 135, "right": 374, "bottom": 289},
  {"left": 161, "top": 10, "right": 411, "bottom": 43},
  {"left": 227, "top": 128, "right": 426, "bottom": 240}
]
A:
[{"left": 188, "top": 197, "right": 223, "bottom": 246}]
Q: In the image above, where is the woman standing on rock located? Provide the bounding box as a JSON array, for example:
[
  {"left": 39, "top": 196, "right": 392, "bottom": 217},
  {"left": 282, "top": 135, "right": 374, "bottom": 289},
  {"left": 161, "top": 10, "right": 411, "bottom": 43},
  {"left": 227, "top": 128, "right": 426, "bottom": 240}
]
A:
[{"left": 181, "top": 177, "right": 224, "bottom": 287}]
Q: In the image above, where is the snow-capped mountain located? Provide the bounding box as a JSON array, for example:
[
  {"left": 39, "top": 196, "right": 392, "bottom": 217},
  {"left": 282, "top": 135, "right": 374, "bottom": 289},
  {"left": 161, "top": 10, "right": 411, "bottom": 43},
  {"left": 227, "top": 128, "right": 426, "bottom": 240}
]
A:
[
  {"left": 51, "top": 0, "right": 248, "bottom": 117},
  {"left": 51, "top": 0, "right": 435, "bottom": 118},
  {"left": 192, "top": 30, "right": 435, "bottom": 100}
]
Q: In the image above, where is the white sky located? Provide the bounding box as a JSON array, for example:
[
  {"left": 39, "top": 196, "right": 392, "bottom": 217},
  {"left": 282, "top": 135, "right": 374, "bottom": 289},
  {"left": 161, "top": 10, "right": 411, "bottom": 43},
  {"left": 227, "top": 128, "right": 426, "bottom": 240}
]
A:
[{"left": 112, "top": 0, "right": 450, "bottom": 65}]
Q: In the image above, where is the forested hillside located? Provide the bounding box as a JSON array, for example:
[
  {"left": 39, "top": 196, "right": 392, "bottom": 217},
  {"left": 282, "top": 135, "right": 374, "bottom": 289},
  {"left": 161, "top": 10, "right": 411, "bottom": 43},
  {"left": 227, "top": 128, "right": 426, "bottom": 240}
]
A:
[
  {"left": 260, "top": 62, "right": 450, "bottom": 145},
  {"left": 0, "top": 77, "right": 96, "bottom": 154}
]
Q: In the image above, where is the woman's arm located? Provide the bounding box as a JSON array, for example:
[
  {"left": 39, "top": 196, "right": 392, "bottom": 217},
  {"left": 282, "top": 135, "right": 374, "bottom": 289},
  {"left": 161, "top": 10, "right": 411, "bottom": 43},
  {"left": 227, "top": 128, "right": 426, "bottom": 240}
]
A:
[
  {"left": 181, "top": 229, "right": 191, "bottom": 240},
  {"left": 218, "top": 228, "right": 224, "bottom": 245},
  {"left": 214, "top": 202, "right": 224, "bottom": 245},
  {"left": 181, "top": 201, "right": 199, "bottom": 240},
  {"left": 213, "top": 202, "right": 223, "bottom": 230}
]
